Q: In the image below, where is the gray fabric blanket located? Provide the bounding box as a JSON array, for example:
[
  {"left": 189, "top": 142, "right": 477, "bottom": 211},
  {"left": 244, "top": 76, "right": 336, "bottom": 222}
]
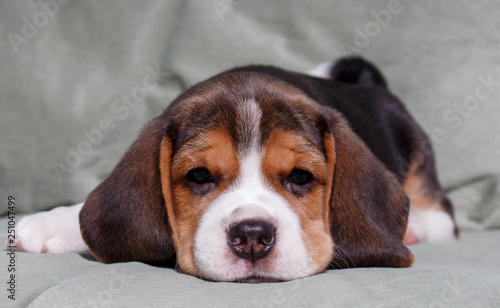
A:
[{"left": 0, "top": 227, "right": 499, "bottom": 307}]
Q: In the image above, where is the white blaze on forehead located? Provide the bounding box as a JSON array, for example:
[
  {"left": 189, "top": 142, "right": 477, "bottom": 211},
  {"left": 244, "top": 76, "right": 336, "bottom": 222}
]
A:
[
  {"left": 193, "top": 101, "right": 313, "bottom": 281},
  {"left": 235, "top": 99, "right": 262, "bottom": 152}
]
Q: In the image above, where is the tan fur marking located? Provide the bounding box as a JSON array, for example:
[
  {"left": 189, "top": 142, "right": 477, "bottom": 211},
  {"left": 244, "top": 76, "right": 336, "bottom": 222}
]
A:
[
  {"left": 322, "top": 134, "right": 336, "bottom": 235},
  {"left": 169, "top": 129, "right": 239, "bottom": 276},
  {"left": 262, "top": 130, "right": 333, "bottom": 273},
  {"left": 403, "top": 160, "right": 440, "bottom": 211},
  {"left": 159, "top": 138, "right": 179, "bottom": 250}
]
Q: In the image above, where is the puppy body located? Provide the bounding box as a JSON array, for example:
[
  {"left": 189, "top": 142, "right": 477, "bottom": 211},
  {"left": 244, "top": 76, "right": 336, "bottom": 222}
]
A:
[{"left": 15, "top": 58, "right": 457, "bottom": 282}]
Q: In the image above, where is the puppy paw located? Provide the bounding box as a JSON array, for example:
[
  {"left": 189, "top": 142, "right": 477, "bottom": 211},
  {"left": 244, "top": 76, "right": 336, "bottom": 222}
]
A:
[
  {"left": 404, "top": 214, "right": 427, "bottom": 245},
  {"left": 11, "top": 203, "right": 88, "bottom": 253},
  {"left": 404, "top": 209, "right": 457, "bottom": 245}
]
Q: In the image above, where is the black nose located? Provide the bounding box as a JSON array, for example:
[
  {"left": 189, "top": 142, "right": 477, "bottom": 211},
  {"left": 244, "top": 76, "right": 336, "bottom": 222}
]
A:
[{"left": 227, "top": 220, "right": 275, "bottom": 263}]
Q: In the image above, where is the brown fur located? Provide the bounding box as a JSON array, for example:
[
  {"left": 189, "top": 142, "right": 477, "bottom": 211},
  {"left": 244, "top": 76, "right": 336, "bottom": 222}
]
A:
[
  {"left": 80, "top": 118, "right": 176, "bottom": 266},
  {"left": 325, "top": 111, "right": 414, "bottom": 268}
]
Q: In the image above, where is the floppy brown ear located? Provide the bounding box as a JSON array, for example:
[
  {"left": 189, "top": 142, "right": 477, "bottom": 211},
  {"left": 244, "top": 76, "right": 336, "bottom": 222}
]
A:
[
  {"left": 324, "top": 111, "right": 414, "bottom": 268},
  {"left": 80, "top": 116, "right": 176, "bottom": 266}
]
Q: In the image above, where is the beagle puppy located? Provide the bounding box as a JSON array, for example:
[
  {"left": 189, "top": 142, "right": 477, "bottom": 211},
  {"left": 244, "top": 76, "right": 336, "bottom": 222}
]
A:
[{"left": 15, "top": 57, "right": 457, "bottom": 282}]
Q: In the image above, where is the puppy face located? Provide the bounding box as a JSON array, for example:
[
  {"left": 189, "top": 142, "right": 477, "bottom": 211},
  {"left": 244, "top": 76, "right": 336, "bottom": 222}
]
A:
[
  {"left": 80, "top": 69, "right": 414, "bottom": 283},
  {"left": 162, "top": 75, "right": 334, "bottom": 281}
]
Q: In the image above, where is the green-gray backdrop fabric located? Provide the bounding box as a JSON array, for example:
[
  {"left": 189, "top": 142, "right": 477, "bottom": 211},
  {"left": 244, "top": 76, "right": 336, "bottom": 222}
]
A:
[{"left": 1, "top": 1, "right": 500, "bottom": 307}]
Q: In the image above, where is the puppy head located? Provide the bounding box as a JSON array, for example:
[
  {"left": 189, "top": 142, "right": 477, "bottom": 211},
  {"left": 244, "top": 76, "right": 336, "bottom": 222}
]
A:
[{"left": 80, "top": 71, "right": 413, "bottom": 282}]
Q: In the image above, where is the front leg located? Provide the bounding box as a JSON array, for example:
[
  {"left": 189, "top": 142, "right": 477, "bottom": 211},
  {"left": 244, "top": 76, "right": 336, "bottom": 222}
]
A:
[{"left": 12, "top": 203, "right": 88, "bottom": 253}]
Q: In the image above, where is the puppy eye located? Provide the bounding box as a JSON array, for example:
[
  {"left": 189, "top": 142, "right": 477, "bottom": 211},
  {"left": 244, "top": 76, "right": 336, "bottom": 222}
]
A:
[
  {"left": 283, "top": 169, "right": 316, "bottom": 197},
  {"left": 288, "top": 169, "right": 313, "bottom": 185},
  {"left": 185, "top": 168, "right": 217, "bottom": 195},
  {"left": 187, "top": 168, "right": 214, "bottom": 184}
]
